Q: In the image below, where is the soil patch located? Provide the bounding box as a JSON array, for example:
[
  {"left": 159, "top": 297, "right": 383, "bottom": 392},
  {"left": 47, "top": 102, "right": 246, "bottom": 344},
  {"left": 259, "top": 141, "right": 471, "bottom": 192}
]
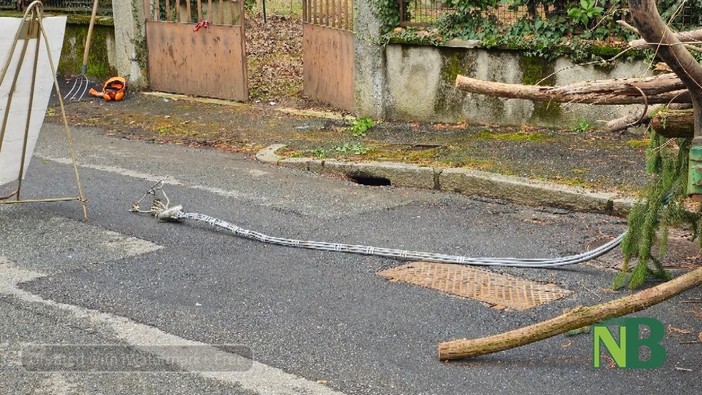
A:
[
  {"left": 47, "top": 91, "right": 650, "bottom": 196},
  {"left": 246, "top": 12, "right": 303, "bottom": 103}
]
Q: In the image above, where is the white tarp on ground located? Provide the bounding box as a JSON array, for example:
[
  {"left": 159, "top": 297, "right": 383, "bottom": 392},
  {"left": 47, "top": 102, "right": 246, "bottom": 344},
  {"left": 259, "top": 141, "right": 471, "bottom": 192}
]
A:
[{"left": 0, "top": 16, "right": 66, "bottom": 186}]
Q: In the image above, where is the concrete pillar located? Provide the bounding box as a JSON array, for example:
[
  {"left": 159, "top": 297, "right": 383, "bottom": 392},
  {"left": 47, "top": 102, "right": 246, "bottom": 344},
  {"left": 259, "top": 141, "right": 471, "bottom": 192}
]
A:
[
  {"left": 353, "top": 0, "right": 388, "bottom": 118},
  {"left": 111, "top": 0, "right": 148, "bottom": 89}
]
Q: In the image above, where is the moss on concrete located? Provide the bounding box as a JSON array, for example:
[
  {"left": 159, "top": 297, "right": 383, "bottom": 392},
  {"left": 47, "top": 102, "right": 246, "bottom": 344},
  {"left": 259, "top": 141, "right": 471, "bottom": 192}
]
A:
[
  {"left": 518, "top": 55, "right": 562, "bottom": 123},
  {"left": 519, "top": 55, "right": 549, "bottom": 86},
  {"left": 130, "top": 0, "right": 149, "bottom": 80},
  {"left": 482, "top": 95, "right": 506, "bottom": 119},
  {"left": 434, "top": 49, "right": 472, "bottom": 117},
  {"left": 474, "top": 129, "right": 550, "bottom": 142},
  {"left": 627, "top": 138, "right": 650, "bottom": 149},
  {"left": 58, "top": 22, "right": 116, "bottom": 79}
]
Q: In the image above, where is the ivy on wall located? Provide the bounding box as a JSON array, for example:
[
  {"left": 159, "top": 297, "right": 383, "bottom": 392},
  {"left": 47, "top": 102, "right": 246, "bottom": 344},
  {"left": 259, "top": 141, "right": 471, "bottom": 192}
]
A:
[{"left": 380, "top": 0, "right": 702, "bottom": 62}]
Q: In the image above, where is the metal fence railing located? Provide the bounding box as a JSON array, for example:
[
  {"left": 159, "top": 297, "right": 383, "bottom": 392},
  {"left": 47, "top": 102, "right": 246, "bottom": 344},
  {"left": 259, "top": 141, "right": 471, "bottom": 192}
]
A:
[
  {"left": 303, "top": 0, "right": 354, "bottom": 31},
  {"left": 145, "top": 0, "right": 244, "bottom": 25},
  {"left": 0, "top": 1, "right": 113, "bottom": 16},
  {"left": 397, "top": 1, "right": 565, "bottom": 26},
  {"left": 668, "top": 2, "right": 702, "bottom": 28},
  {"left": 398, "top": 0, "right": 452, "bottom": 26},
  {"left": 397, "top": 1, "right": 701, "bottom": 30}
]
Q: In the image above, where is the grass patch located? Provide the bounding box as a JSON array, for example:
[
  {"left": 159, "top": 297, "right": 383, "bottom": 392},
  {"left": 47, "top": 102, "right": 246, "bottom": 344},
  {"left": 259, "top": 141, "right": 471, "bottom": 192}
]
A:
[
  {"left": 571, "top": 119, "right": 593, "bottom": 133},
  {"left": 474, "top": 129, "right": 550, "bottom": 142},
  {"left": 627, "top": 138, "right": 650, "bottom": 150}
]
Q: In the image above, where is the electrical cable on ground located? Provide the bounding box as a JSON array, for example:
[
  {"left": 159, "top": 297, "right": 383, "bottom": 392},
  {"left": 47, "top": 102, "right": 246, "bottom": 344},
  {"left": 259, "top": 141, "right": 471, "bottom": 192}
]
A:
[{"left": 131, "top": 180, "right": 625, "bottom": 268}]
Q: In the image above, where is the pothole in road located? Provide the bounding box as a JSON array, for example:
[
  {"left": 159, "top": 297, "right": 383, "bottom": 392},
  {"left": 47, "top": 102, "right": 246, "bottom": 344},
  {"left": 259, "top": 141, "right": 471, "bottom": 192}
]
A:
[{"left": 378, "top": 262, "right": 572, "bottom": 310}]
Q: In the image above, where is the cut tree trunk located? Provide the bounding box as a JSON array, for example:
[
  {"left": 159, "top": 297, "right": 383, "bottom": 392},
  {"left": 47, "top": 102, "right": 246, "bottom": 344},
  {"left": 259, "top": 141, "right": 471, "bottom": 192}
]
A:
[
  {"left": 651, "top": 108, "right": 695, "bottom": 138},
  {"left": 629, "top": 0, "right": 702, "bottom": 200},
  {"left": 605, "top": 104, "right": 692, "bottom": 135},
  {"left": 438, "top": 266, "right": 702, "bottom": 361},
  {"left": 455, "top": 73, "right": 690, "bottom": 105}
]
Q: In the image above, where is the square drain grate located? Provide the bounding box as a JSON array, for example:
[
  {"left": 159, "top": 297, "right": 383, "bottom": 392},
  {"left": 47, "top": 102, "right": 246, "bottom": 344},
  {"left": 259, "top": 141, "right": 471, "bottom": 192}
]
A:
[{"left": 378, "top": 262, "right": 572, "bottom": 310}]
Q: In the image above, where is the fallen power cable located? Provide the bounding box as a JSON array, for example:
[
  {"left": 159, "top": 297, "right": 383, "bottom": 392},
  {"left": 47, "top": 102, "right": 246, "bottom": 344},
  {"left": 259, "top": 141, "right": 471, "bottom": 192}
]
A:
[{"left": 130, "top": 180, "right": 625, "bottom": 268}]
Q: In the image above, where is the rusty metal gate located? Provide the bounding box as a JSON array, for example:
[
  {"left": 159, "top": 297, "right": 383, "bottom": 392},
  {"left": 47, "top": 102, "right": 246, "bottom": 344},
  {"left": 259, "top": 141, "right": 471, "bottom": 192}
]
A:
[
  {"left": 143, "top": 0, "right": 248, "bottom": 101},
  {"left": 302, "top": 0, "right": 354, "bottom": 111}
]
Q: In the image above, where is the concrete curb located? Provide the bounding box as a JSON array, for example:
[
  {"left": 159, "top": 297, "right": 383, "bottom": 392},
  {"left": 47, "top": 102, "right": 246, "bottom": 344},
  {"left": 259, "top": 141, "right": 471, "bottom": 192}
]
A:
[
  {"left": 254, "top": 144, "right": 286, "bottom": 164},
  {"left": 256, "top": 144, "right": 633, "bottom": 215}
]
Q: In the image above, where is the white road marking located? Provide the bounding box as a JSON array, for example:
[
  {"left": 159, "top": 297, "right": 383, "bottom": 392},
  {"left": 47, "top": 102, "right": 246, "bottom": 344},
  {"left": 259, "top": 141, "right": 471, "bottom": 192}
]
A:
[
  {"left": 0, "top": 258, "right": 344, "bottom": 395},
  {"left": 34, "top": 154, "right": 184, "bottom": 185},
  {"left": 35, "top": 154, "right": 261, "bottom": 201}
]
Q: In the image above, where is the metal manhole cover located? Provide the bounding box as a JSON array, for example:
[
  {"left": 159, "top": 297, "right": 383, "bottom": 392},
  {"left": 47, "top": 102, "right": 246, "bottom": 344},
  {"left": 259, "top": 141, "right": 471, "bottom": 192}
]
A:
[{"left": 378, "top": 262, "right": 572, "bottom": 310}]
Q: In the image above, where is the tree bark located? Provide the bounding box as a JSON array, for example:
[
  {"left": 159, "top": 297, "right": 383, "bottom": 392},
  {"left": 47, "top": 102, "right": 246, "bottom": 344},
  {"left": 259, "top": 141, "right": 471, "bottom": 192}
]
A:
[
  {"left": 605, "top": 108, "right": 655, "bottom": 133},
  {"left": 650, "top": 108, "right": 695, "bottom": 138},
  {"left": 629, "top": 0, "right": 702, "bottom": 137},
  {"left": 438, "top": 266, "right": 702, "bottom": 361},
  {"left": 455, "top": 73, "right": 690, "bottom": 105},
  {"left": 606, "top": 104, "right": 693, "bottom": 135},
  {"left": 629, "top": 28, "right": 702, "bottom": 49}
]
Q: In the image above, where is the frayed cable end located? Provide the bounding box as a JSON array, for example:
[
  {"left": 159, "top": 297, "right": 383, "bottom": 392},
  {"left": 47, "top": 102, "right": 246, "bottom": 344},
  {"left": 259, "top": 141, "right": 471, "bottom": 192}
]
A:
[{"left": 157, "top": 205, "right": 184, "bottom": 222}]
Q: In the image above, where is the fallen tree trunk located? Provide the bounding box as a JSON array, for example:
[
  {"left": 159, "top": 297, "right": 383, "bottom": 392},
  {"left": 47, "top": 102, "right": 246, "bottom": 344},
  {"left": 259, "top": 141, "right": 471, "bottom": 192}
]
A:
[
  {"left": 438, "top": 266, "right": 702, "bottom": 361},
  {"left": 606, "top": 104, "right": 693, "bottom": 136},
  {"left": 651, "top": 108, "right": 695, "bottom": 138},
  {"left": 605, "top": 106, "right": 657, "bottom": 132},
  {"left": 629, "top": 28, "right": 702, "bottom": 49},
  {"left": 455, "top": 73, "right": 690, "bottom": 105}
]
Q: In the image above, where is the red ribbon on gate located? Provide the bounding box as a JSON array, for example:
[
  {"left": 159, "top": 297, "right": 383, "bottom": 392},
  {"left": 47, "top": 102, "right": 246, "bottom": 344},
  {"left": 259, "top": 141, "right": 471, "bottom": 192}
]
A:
[{"left": 193, "top": 20, "right": 210, "bottom": 32}]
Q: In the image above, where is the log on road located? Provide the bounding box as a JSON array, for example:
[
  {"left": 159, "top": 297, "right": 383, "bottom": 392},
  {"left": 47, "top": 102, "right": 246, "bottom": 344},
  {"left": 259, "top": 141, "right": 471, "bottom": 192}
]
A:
[{"left": 438, "top": 266, "right": 702, "bottom": 361}]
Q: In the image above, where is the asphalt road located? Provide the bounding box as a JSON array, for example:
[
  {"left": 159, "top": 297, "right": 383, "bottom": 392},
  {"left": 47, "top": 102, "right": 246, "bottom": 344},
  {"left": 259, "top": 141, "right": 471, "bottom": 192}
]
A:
[{"left": 0, "top": 124, "right": 700, "bottom": 394}]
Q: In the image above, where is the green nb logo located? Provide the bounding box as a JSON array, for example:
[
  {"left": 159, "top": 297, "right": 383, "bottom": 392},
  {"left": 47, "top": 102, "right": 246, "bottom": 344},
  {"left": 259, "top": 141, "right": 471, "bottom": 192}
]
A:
[{"left": 592, "top": 317, "right": 667, "bottom": 368}]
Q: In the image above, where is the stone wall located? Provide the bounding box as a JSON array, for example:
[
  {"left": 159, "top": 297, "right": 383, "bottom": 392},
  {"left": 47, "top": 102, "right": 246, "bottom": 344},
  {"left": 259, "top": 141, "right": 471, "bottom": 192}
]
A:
[{"left": 381, "top": 41, "right": 651, "bottom": 128}]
